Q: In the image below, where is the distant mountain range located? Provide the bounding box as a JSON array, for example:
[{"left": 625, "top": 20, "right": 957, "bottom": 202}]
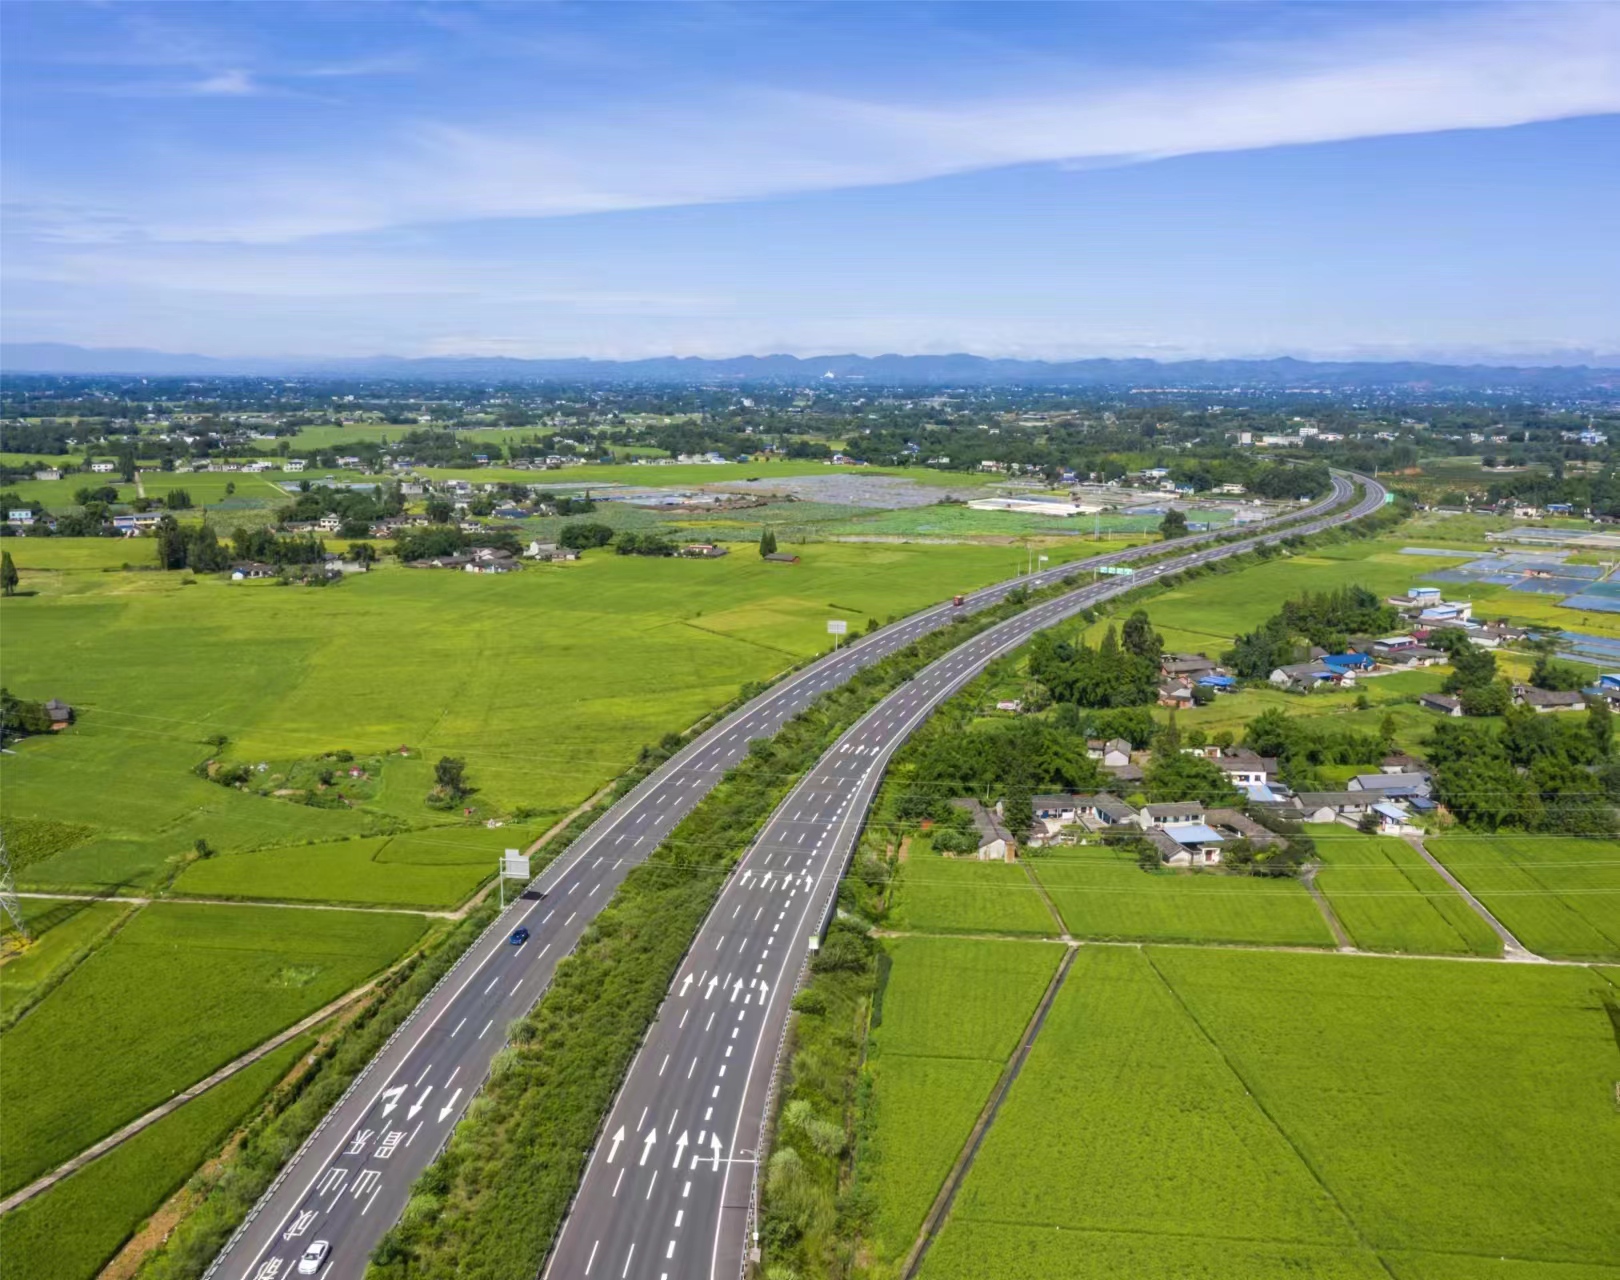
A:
[{"left": 3, "top": 342, "right": 1618, "bottom": 390}]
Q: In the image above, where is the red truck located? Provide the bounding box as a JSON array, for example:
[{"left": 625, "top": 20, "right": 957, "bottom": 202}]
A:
[{"left": 952, "top": 595, "right": 965, "bottom": 607}]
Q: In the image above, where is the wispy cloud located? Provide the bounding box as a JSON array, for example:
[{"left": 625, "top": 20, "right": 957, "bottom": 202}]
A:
[
  {"left": 190, "top": 68, "right": 258, "bottom": 96},
  {"left": 17, "top": 2, "right": 1604, "bottom": 246}
]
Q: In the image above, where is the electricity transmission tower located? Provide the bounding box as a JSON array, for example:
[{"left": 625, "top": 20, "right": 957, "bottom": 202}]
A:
[{"left": 0, "top": 829, "right": 28, "bottom": 941}]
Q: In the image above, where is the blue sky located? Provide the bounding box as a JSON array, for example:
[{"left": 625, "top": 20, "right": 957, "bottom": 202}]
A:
[{"left": 2, "top": 1, "right": 1617, "bottom": 362}]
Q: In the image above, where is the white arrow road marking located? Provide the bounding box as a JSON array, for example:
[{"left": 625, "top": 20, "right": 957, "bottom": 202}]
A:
[
  {"left": 730, "top": 979, "right": 743, "bottom": 1002},
  {"left": 380, "top": 1085, "right": 406, "bottom": 1116},
  {"left": 672, "top": 1130, "right": 689, "bottom": 1168},
  {"left": 607, "top": 1126, "right": 625, "bottom": 1163},
  {"left": 680, "top": 973, "right": 693, "bottom": 997},
  {"left": 710, "top": 1134, "right": 723, "bottom": 1172},
  {"left": 407, "top": 1086, "right": 431, "bottom": 1120},
  {"left": 437, "top": 1088, "right": 462, "bottom": 1122},
  {"left": 705, "top": 977, "right": 717, "bottom": 999},
  {"left": 640, "top": 1128, "right": 657, "bottom": 1166}
]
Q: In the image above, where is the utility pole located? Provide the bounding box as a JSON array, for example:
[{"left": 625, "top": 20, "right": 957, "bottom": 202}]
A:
[{"left": 0, "top": 829, "right": 28, "bottom": 942}]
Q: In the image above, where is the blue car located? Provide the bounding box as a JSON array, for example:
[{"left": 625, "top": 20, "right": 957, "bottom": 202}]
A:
[{"left": 508, "top": 926, "right": 530, "bottom": 946}]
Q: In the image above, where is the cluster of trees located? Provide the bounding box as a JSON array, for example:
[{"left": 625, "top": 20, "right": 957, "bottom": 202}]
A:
[
  {"left": 394, "top": 525, "right": 520, "bottom": 561},
  {"left": 1158, "top": 509, "right": 1188, "bottom": 539},
  {"left": 1431, "top": 630, "right": 1511, "bottom": 715},
  {"left": 230, "top": 527, "right": 330, "bottom": 565},
  {"left": 758, "top": 527, "right": 778, "bottom": 557},
  {"left": 154, "top": 515, "right": 230, "bottom": 572},
  {"left": 896, "top": 716, "right": 1108, "bottom": 837},
  {"left": 278, "top": 482, "right": 403, "bottom": 537},
  {"left": 0, "top": 687, "right": 63, "bottom": 742},
  {"left": 558, "top": 521, "right": 615, "bottom": 550},
  {"left": 1426, "top": 704, "right": 1617, "bottom": 833},
  {"left": 1026, "top": 611, "right": 1163, "bottom": 709},
  {"left": 1242, "top": 707, "right": 1392, "bottom": 790},
  {"left": 1226, "top": 586, "right": 1398, "bottom": 679},
  {"left": 614, "top": 531, "right": 676, "bottom": 556}
]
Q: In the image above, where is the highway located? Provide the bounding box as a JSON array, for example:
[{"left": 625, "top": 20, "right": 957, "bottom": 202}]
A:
[
  {"left": 540, "top": 471, "right": 1385, "bottom": 1280},
  {"left": 207, "top": 473, "right": 1373, "bottom": 1280}
]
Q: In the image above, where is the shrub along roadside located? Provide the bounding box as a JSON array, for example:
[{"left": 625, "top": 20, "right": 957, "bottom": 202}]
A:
[{"left": 365, "top": 581, "right": 1097, "bottom": 1280}]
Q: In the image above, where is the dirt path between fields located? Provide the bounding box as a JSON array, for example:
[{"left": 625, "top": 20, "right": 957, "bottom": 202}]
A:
[
  {"left": 15, "top": 890, "right": 457, "bottom": 918},
  {"left": 1401, "top": 834, "right": 1540, "bottom": 960},
  {"left": 901, "top": 945, "right": 1078, "bottom": 1278}
]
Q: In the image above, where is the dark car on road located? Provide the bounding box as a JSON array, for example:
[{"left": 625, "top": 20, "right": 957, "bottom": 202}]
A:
[{"left": 509, "top": 926, "right": 530, "bottom": 946}]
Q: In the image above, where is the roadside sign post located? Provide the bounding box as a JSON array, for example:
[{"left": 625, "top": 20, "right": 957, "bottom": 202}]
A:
[
  {"left": 827, "top": 618, "right": 847, "bottom": 650},
  {"left": 498, "top": 849, "right": 531, "bottom": 910}
]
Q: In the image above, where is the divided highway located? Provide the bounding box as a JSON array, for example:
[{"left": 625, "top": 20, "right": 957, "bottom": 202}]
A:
[
  {"left": 208, "top": 474, "right": 1374, "bottom": 1280},
  {"left": 541, "top": 471, "right": 1384, "bottom": 1280}
]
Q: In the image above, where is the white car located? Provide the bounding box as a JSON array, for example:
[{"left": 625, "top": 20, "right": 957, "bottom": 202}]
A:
[{"left": 297, "top": 1242, "right": 331, "bottom": 1275}]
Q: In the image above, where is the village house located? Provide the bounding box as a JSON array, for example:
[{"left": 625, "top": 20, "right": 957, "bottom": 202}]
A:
[
  {"left": 111, "top": 512, "right": 164, "bottom": 536},
  {"left": 1512, "top": 686, "right": 1586, "bottom": 713},
  {"left": 525, "top": 540, "right": 581, "bottom": 562},
  {"left": 952, "top": 799, "right": 1015, "bottom": 862},
  {"left": 1138, "top": 801, "right": 1207, "bottom": 829},
  {"left": 1348, "top": 772, "right": 1432, "bottom": 799},
  {"left": 1085, "top": 738, "right": 1133, "bottom": 768},
  {"left": 1292, "top": 791, "right": 1378, "bottom": 823},
  {"left": 229, "top": 562, "right": 276, "bottom": 580},
  {"left": 1419, "top": 692, "right": 1463, "bottom": 716},
  {"left": 679, "top": 543, "right": 730, "bottom": 558},
  {"left": 1215, "top": 751, "right": 1279, "bottom": 787},
  {"left": 44, "top": 699, "right": 74, "bottom": 730},
  {"left": 1160, "top": 654, "right": 1218, "bottom": 680}
]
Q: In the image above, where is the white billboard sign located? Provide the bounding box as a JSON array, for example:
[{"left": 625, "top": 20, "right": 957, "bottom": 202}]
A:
[
  {"left": 501, "top": 849, "right": 531, "bottom": 879},
  {"left": 826, "top": 619, "right": 848, "bottom": 636}
]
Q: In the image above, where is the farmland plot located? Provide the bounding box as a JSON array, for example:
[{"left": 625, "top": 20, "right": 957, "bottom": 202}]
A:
[
  {"left": 1031, "top": 844, "right": 1334, "bottom": 947},
  {"left": 1151, "top": 948, "right": 1620, "bottom": 1272},
  {"left": 1427, "top": 835, "right": 1620, "bottom": 959},
  {"left": 0, "top": 1035, "right": 311, "bottom": 1280},
  {"left": 923, "top": 946, "right": 1378, "bottom": 1280},
  {"left": 885, "top": 838, "right": 1058, "bottom": 936},
  {"left": 856, "top": 937, "right": 1061, "bottom": 1270},
  {"left": 1307, "top": 826, "right": 1501, "bottom": 955},
  {"left": 0, "top": 903, "right": 425, "bottom": 1194}
]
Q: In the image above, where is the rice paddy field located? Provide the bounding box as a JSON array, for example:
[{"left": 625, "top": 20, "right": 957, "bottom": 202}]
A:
[
  {"left": 885, "top": 835, "right": 1059, "bottom": 936},
  {"left": 0, "top": 1033, "right": 313, "bottom": 1280},
  {"left": 2, "top": 538, "right": 1069, "bottom": 898},
  {"left": 918, "top": 946, "right": 1620, "bottom": 1280},
  {"left": 856, "top": 936, "right": 1062, "bottom": 1272},
  {"left": 0, "top": 902, "right": 426, "bottom": 1195},
  {"left": 1030, "top": 843, "right": 1336, "bottom": 947},
  {"left": 1427, "top": 835, "right": 1620, "bottom": 960},
  {"left": 1307, "top": 826, "right": 1502, "bottom": 956}
]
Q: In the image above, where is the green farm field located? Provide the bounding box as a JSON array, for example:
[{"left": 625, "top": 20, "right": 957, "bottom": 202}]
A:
[
  {"left": 0, "top": 902, "right": 425, "bottom": 1195},
  {"left": 2, "top": 540, "right": 1064, "bottom": 899},
  {"left": 885, "top": 836, "right": 1059, "bottom": 936},
  {"left": 0, "top": 1034, "right": 311, "bottom": 1280},
  {"left": 921, "top": 946, "right": 1620, "bottom": 1280},
  {"left": 1307, "top": 825, "right": 1501, "bottom": 956},
  {"left": 172, "top": 828, "right": 518, "bottom": 908},
  {"left": 0, "top": 896, "right": 136, "bottom": 1029},
  {"left": 1030, "top": 843, "right": 1335, "bottom": 947},
  {"left": 1428, "top": 835, "right": 1620, "bottom": 959},
  {"left": 858, "top": 936, "right": 1061, "bottom": 1271}
]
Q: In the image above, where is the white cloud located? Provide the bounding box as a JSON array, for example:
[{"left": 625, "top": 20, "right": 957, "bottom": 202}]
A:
[
  {"left": 8, "top": 3, "right": 1620, "bottom": 247},
  {"left": 191, "top": 68, "right": 257, "bottom": 96}
]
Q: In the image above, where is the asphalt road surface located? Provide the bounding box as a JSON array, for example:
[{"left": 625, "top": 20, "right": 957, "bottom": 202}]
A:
[
  {"left": 540, "top": 472, "right": 1385, "bottom": 1280},
  {"left": 209, "top": 473, "right": 1374, "bottom": 1280}
]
